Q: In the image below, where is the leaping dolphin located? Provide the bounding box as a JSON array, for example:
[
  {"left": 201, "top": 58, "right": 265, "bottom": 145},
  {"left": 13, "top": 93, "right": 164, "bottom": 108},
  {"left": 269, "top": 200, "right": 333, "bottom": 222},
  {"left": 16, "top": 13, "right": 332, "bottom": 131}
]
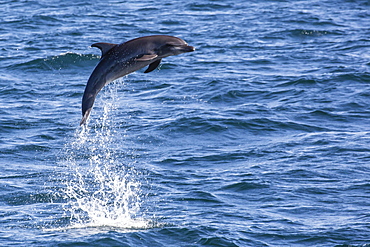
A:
[{"left": 80, "top": 35, "right": 195, "bottom": 125}]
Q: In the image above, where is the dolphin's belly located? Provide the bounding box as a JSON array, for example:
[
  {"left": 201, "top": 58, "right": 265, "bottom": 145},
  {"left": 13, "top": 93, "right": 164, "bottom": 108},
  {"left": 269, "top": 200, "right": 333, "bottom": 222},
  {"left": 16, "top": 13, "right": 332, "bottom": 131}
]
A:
[{"left": 105, "top": 60, "right": 151, "bottom": 83}]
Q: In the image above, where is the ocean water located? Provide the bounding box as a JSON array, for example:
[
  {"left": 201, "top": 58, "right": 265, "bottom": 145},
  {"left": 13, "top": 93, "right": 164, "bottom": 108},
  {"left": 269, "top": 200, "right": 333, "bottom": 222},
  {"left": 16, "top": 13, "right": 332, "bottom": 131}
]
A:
[{"left": 1, "top": 0, "right": 370, "bottom": 246}]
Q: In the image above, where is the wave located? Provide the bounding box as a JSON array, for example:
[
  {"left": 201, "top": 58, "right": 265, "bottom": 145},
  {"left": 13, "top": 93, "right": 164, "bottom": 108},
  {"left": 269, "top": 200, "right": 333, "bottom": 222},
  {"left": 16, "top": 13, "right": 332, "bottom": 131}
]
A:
[
  {"left": 8, "top": 52, "right": 99, "bottom": 72},
  {"left": 186, "top": 3, "right": 233, "bottom": 11},
  {"left": 221, "top": 181, "right": 269, "bottom": 192},
  {"left": 161, "top": 115, "right": 328, "bottom": 135}
]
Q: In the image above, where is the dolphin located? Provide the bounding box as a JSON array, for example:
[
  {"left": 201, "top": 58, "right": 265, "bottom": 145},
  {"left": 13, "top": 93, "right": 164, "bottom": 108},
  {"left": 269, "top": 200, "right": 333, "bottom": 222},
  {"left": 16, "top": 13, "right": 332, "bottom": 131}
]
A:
[{"left": 80, "top": 35, "right": 195, "bottom": 125}]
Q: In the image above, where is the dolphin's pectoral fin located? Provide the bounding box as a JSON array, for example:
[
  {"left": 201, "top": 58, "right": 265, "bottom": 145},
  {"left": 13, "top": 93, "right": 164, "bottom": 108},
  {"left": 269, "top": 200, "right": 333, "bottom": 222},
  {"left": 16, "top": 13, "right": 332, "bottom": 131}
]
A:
[
  {"left": 135, "top": 54, "right": 158, "bottom": 61},
  {"left": 91, "top": 42, "right": 117, "bottom": 57},
  {"left": 144, "top": 59, "right": 162, "bottom": 73}
]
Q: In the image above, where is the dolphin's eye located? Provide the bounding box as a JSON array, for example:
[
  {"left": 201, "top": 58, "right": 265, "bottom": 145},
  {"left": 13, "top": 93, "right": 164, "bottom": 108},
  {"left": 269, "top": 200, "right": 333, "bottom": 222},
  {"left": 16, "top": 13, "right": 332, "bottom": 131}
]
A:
[{"left": 160, "top": 43, "right": 175, "bottom": 51}]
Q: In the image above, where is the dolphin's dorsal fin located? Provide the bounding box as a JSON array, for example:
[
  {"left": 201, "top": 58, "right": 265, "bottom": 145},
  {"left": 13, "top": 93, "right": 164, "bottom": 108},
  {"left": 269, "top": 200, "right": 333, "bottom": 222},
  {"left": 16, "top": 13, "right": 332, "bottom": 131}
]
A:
[
  {"left": 91, "top": 42, "right": 117, "bottom": 57},
  {"left": 144, "top": 59, "right": 162, "bottom": 73}
]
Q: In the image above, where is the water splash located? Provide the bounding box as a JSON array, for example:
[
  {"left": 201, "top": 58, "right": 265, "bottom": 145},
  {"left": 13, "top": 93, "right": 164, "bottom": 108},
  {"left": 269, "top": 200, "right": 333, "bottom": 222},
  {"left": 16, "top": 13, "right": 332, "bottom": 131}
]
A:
[{"left": 61, "top": 80, "right": 150, "bottom": 229}]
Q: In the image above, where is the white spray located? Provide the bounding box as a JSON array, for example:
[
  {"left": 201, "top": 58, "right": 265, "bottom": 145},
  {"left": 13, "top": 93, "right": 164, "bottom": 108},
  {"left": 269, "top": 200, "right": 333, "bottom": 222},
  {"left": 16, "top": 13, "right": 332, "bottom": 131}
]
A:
[{"left": 61, "top": 80, "right": 150, "bottom": 229}]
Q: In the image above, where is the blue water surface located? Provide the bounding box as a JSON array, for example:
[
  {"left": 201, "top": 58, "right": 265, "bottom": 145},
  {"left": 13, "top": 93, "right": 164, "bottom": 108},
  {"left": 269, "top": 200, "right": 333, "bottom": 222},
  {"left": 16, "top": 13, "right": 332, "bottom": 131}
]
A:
[{"left": 1, "top": 0, "right": 370, "bottom": 246}]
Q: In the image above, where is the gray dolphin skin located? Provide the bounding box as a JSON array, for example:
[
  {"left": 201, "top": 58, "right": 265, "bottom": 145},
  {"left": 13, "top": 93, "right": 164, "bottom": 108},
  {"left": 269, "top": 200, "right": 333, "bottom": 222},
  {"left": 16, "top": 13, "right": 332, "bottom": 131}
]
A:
[{"left": 80, "top": 35, "right": 195, "bottom": 125}]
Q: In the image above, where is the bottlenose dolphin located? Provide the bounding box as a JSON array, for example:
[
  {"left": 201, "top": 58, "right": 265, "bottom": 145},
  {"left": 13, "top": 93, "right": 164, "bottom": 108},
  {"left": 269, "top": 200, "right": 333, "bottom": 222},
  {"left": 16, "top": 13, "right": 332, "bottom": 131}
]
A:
[{"left": 80, "top": 35, "right": 195, "bottom": 125}]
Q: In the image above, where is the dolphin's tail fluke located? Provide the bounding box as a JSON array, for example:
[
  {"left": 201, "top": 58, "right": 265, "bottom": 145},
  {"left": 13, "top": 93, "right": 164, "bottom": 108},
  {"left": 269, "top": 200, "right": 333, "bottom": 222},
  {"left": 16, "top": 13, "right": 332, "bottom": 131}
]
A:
[
  {"left": 80, "top": 108, "right": 92, "bottom": 125},
  {"left": 80, "top": 91, "right": 96, "bottom": 125}
]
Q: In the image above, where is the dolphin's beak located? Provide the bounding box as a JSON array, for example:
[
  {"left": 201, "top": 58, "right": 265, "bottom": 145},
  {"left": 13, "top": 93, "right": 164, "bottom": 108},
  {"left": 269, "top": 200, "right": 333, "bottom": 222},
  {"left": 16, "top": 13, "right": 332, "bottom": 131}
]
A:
[
  {"left": 177, "top": 45, "right": 195, "bottom": 53},
  {"left": 187, "top": 46, "right": 195, "bottom": 52}
]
